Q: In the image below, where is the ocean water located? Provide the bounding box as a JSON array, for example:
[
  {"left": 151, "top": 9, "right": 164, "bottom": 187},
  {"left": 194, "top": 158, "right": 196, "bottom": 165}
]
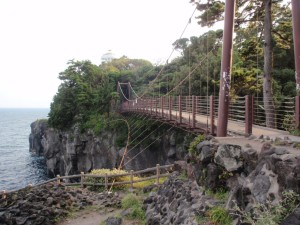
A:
[{"left": 0, "top": 108, "right": 49, "bottom": 191}]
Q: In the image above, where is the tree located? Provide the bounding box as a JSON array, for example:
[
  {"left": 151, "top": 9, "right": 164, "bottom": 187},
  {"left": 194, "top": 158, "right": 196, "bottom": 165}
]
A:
[
  {"left": 190, "top": 0, "right": 288, "bottom": 128},
  {"left": 48, "top": 60, "right": 113, "bottom": 130}
]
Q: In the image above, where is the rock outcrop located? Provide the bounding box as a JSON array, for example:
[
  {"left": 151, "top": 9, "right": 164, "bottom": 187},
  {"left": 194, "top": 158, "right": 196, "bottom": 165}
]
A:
[
  {"left": 144, "top": 173, "right": 201, "bottom": 225},
  {"left": 0, "top": 183, "right": 121, "bottom": 225},
  {"left": 187, "top": 136, "right": 300, "bottom": 216},
  {"left": 29, "top": 120, "right": 48, "bottom": 156},
  {"left": 29, "top": 120, "right": 190, "bottom": 177}
]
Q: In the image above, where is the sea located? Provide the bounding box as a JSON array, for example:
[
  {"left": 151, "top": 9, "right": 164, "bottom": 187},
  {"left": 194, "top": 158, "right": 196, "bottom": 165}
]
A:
[{"left": 0, "top": 108, "right": 50, "bottom": 191}]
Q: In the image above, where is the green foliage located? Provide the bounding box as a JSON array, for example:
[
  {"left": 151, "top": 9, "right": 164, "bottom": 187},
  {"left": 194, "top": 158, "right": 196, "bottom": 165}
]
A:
[
  {"left": 208, "top": 206, "right": 233, "bottom": 225},
  {"left": 48, "top": 60, "right": 114, "bottom": 130},
  {"left": 236, "top": 190, "right": 300, "bottom": 225},
  {"left": 178, "top": 171, "right": 188, "bottom": 181},
  {"left": 86, "top": 168, "right": 128, "bottom": 192},
  {"left": 121, "top": 193, "right": 146, "bottom": 223},
  {"left": 121, "top": 193, "right": 140, "bottom": 209},
  {"left": 282, "top": 114, "right": 296, "bottom": 132},
  {"left": 80, "top": 113, "right": 105, "bottom": 134},
  {"left": 195, "top": 214, "right": 209, "bottom": 224},
  {"left": 188, "top": 134, "right": 205, "bottom": 155},
  {"left": 206, "top": 188, "right": 229, "bottom": 201}
]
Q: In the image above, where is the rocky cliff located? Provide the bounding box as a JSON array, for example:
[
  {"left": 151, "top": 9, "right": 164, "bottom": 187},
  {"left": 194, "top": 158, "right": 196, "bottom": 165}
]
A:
[{"left": 29, "top": 120, "right": 190, "bottom": 177}]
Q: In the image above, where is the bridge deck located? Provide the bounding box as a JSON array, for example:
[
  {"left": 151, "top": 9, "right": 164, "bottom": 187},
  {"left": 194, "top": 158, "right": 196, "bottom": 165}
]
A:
[{"left": 122, "top": 106, "right": 294, "bottom": 139}]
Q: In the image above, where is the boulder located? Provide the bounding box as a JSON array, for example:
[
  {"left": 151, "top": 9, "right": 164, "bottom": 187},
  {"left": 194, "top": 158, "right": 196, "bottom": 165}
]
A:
[
  {"left": 214, "top": 144, "right": 243, "bottom": 172},
  {"left": 104, "top": 217, "right": 122, "bottom": 225},
  {"left": 280, "top": 208, "right": 300, "bottom": 225}
]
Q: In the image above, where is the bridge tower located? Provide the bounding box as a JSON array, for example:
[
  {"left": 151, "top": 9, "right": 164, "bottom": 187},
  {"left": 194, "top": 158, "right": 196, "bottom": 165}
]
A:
[
  {"left": 217, "top": 0, "right": 236, "bottom": 137},
  {"left": 292, "top": 1, "right": 300, "bottom": 128}
]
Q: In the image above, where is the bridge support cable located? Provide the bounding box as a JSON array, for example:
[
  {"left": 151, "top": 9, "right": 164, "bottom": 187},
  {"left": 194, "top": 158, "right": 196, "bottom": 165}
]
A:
[
  {"left": 292, "top": 0, "right": 300, "bottom": 128},
  {"left": 217, "top": 0, "right": 236, "bottom": 137}
]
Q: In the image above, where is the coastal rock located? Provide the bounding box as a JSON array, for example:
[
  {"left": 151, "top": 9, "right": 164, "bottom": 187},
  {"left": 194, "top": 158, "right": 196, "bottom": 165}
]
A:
[
  {"left": 29, "top": 120, "right": 48, "bottom": 155},
  {"left": 30, "top": 121, "right": 190, "bottom": 177},
  {"left": 0, "top": 183, "right": 121, "bottom": 225}
]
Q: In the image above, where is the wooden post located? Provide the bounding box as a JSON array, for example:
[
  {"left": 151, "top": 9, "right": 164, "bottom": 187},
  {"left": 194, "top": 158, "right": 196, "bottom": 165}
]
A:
[
  {"left": 192, "top": 95, "right": 196, "bottom": 128},
  {"left": 169, "top": 96, "right": 172, "bottom": 121},
  {"left": 178, "top": 95, "right": 182, "bottom": 124},
  {"left": 105, "top": 173, "right": 108, "bottom": 191},
  {"left": 130, "top": 170, "right": 134, "bottom": 191},
  {"left": 210, "top": 95, "right": 215, "bottom": 135},
  {"left": 80, "top": 172, "right": 84, "bottom": 188},
  {"left": 2, "top": 190, "right": 6, "bottom": 199},
  {"left": 57, "top": 175, "right": 61, "bottom": 185},
  {"left": 245, "top": 95, "right": 253, "bottom": 135},
  {"left": 156, "top": 164, "right": 160, "bottom": 185}
]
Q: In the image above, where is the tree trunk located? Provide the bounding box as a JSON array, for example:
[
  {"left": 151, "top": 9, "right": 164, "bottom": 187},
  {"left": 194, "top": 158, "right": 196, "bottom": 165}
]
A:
[{"left": 263, "top": 0, "right": 276, "bottom": 128}]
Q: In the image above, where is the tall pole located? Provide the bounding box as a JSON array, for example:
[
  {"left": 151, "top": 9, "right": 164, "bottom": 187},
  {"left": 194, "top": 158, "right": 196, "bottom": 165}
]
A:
[
  {"left": 292, "top": 0, "right": 300, "bottom": 128},
  {"left": 217, "top": 0, "right": 236, "bottom": 137},
  {"left": 292, "top": 0, "right": 300, "bottom": 93}
]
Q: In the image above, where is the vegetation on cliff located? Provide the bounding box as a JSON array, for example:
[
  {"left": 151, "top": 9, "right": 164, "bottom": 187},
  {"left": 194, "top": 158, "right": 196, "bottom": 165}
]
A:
[{"left": 48, "top": 1, "right": 295, "bottom": 134}]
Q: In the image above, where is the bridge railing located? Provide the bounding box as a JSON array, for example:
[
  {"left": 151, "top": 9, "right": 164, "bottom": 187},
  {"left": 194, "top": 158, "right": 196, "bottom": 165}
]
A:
[
  {"left": 253, "top": 96, "right": 295, "bottom": 130},
  {"left": 121, "top": 95, "right": 298, "bottom": 135}
]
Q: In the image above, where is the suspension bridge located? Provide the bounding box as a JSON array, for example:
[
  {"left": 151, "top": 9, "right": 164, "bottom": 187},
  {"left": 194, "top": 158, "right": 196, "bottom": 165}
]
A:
[
  {"left": 117, "top": 82, "right": 297, "bottom": 138},
  {"left": 116, "top": 0, "right": 300, "bottom": 139}
]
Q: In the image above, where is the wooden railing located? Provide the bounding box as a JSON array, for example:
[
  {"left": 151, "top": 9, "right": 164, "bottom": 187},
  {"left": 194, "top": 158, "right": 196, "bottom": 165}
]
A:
[{"left": 1, "top": 164, "right": 173, "bottom": 199}]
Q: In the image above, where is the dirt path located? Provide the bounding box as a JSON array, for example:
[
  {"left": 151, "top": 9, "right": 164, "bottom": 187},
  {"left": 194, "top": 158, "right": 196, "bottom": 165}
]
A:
[{"left": 59, "top": 207, "right": 122, "bottom": 225}]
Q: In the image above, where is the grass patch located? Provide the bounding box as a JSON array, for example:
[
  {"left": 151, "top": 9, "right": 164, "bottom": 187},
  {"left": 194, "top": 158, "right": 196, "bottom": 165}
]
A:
[
  {"left": 121, "top": 193, "right": 146, "bottom": 224},
  {"left": 195, "top": 214, "right": 209, "bottom": 224},
  {"left": 208, "top": 206, "right": 233, "bottom": 225},
  {"left": 206, "top": 188, "right": 229, "bottom": 201},
  {"left": 177, "top": 171, "right": 188, "bottom": 181}
]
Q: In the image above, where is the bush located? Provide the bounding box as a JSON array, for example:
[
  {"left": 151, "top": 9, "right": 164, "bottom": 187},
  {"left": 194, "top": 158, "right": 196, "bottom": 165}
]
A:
[
  {"left": 86, "top": 168, "right": 167, "bottom": 192},
  {"left": 188, "top": 134, "right": 205, "bottom": 155},
  {"left": 121, "top": 193, "right": 140, "bottom": 209},
  {"left": 121, "top": 194, "right": 146, "bottom": 222},
  {"left": 86, "top": 168, "right": 128, "bottom": 191}
]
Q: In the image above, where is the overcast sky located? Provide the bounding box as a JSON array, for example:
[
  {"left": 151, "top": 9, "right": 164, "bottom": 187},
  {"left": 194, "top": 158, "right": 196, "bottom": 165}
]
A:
[{"left": 0, "top": 0, "right": 215, "bottom": 108}]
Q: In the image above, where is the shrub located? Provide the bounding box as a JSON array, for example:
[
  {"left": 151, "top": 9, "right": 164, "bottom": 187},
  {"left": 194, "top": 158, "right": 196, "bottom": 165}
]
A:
[
  {"left": 188, "top": 134, "right": 205, "bottom": 155},
  {"left": 86, "top": 168, "right": 168, "bottom": 192},
  {"left": 86, "top": 168, "right": 128, "bottom": 191},
  {"left": 121, "top": 193, "right": 140, "bottom": 209},
  {"left": 121, "top": 194, "right": 146, "bottom": 222}
]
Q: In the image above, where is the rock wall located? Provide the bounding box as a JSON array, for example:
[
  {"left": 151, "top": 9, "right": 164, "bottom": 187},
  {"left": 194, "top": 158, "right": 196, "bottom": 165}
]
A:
[
  {"left": 186, "top": 136, "right": 300, "bottom": 212},
  {"left": 29, "top": 120, "right": 190, "bottom": 177}
]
